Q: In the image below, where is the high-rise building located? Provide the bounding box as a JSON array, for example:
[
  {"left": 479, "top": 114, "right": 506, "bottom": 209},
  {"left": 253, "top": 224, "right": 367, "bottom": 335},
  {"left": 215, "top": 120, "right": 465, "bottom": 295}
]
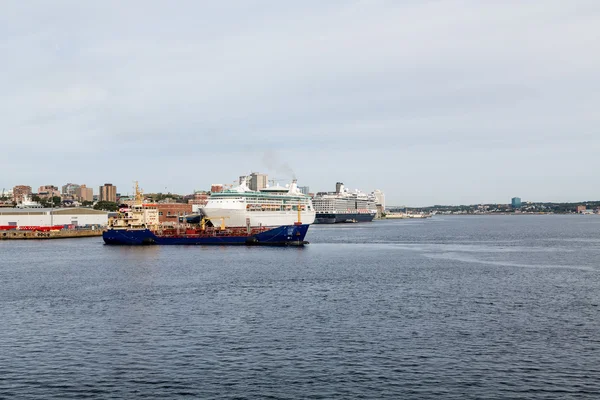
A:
[
  {"left": 76, "top": 184, "right": 94, "bottom": 202},
  {"left": 12, "top": 185, "right": 32, "bottom": 202},
  {"left": 62, "top": 183, "right": 80, "bottom": 196},
  {"left": 511, "top": 197, "right": 522, "bottom": 208},
  {"left": 38, "top": 185, "right": 60, "bottom": 199},
  {"left": 249, "top": 172, "right": 268, "bottom": 191},
  {"left": 298, "top": 186, "right": 310, "bottom": 195},
  {"left": 99, "top": 183, "right": 117, "bottom": 203}
]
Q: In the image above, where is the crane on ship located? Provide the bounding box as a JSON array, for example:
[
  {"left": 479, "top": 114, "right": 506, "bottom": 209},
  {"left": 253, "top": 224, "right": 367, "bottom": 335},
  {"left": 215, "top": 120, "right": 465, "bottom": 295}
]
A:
[{"left": 200, "top": 216, "right": 230, "bottom": 230}]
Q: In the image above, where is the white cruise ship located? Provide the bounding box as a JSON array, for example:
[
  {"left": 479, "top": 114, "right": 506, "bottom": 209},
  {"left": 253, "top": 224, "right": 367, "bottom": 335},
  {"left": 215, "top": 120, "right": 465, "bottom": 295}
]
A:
[
  {"left": 201, "top": 180, "right": 316, "bottom": 227},
  {"left": 313, "top": 182, "right": 377, "bottom": 223}
]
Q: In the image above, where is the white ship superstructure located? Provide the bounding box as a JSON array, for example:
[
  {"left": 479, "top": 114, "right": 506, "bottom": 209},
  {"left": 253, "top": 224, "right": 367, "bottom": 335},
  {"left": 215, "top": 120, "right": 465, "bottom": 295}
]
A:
[
  {"left": 15, "top": 194, "right": 43, "bottom": 209},
  {"left": 313, "top": 182, "right": 377, "bottom": 223},
  {"left": 109, "top": 183, "right": 160, "bottom": 230},
  {"left": 201, "top": 180, "right": 315, "bottom": 227}
]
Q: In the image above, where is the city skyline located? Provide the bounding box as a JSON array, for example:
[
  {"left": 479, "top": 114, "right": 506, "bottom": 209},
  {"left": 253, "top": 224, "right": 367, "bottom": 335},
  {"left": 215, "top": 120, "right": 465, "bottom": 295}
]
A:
[
  {"left": 2, "top": 1, "right": 599, "bottom": 205},
  {"left": 3, "top": 177, "right": 600, "bottom": 208}
]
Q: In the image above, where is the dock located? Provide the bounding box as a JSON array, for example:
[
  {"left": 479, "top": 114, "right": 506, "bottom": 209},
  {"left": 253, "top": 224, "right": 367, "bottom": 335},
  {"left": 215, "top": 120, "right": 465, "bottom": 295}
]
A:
[
  {"left": 0, "top": 229, "right": 103, "bottom": 240},
  {"left": 384, "top": 213, "right": 432, "bottom": 219}
]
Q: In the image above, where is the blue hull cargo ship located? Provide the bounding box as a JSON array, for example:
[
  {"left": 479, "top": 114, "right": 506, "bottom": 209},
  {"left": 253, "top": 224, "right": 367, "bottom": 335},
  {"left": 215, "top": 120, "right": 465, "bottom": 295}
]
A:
[
  {"left": 103, "top": 224, "right": 310, "bottom": 246},
  {"left": 102, "top": 183, "right": 310, "bottom": 246}
]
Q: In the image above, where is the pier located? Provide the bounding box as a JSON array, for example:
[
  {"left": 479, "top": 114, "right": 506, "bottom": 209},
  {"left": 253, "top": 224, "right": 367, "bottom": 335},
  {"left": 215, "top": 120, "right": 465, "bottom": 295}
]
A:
[
  {"left": 0, "top": 229, "right": 103, "bottom": 240},
  {"left": 384, "top": 213, "right": 432, "bottom": 219}
]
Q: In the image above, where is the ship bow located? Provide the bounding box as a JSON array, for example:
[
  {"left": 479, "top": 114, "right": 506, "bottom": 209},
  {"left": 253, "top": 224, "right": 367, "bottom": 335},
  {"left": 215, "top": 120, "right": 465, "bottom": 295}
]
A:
[{"left": 251, "top": 224, "right": 310, "bottom": 246}]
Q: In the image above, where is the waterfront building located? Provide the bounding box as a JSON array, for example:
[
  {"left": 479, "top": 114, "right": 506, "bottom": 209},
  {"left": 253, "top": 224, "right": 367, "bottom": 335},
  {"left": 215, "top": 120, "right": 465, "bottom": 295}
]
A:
[
  {"left": 37, "top": 185, "right": 60, "bottom": 199},
  {"left": 298, "top": 186, "right": 310, "bottom": 195},
  {"left": 99, "top": 183, "right": 117, "bottom": 203},
  {"left": 576, "top": 205, "right": 587, "bottom": 213},
  {"left": 511, "top": 197, "right": 522, "bottom": 208},
  {"left": 0, "top": 207, "right": 108, "bottom": 227},
  {"left": 155, "top": 203, "right": 193, "bottom": 223},
  {"left": 75, "top": 185, "right": 94, "bottom": 202},
  {"left": 12, "top": 185, "right": 32, "bottom": 202}
]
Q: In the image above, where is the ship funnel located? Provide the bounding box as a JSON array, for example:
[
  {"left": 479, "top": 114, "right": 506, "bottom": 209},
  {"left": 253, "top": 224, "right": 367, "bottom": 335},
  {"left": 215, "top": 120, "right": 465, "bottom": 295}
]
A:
[
  {"left": 288, "top": 179, "right": 299, "bottom": 194},
  {"left": 238, "top": 178, "right": 251, "bottom": 192}
]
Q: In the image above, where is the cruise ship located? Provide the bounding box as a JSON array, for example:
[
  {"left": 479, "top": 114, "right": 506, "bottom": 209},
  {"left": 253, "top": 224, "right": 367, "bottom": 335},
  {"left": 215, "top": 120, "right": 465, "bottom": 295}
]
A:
[
  {"left": 201, "top": 179, "right": 316, "bottom": 227},
  {"left": 313, "top": 182, "right": 377, "bottom": 223}
]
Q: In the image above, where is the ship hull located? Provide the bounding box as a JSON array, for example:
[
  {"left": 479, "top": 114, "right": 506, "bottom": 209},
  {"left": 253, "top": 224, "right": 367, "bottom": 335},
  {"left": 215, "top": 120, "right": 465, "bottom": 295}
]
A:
[
  {"left": 103, "top": 224, "right": 310, "bottom": 246},
  {"left": 314, "top": 212, "right": 376, "bottom": 224},
  {"left": 201, "top": 207, "right": 315, "bottom": 227}
]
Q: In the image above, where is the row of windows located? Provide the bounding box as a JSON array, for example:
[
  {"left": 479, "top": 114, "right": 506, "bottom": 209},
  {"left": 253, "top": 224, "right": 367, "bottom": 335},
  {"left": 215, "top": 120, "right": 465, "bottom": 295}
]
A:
[
  {"left": 211, "top": 197, "right": 309, "bottom": 203},
  {"left": 210, "top": 200, "right": 311, "bottom": 207},
  {"left": 248, "top": 207, "right": 312, "bottom": 212}
]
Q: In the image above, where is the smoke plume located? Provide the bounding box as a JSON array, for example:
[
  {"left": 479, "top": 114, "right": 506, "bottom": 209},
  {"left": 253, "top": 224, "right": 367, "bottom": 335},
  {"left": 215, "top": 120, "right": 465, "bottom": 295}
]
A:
[{"left": 262, "top": 150, "right": 296, "bottom": 180}]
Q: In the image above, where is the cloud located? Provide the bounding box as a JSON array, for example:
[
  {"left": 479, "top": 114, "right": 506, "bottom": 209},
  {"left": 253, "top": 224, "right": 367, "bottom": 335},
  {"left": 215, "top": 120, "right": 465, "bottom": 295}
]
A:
[{"left": 1, "top": 0, "right": 599, "bottom": 204}]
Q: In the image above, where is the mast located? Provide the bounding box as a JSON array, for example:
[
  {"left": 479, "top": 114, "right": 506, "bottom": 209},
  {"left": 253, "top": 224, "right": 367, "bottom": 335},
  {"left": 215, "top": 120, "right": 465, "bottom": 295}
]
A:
[
  {"left": 134, "top": 181, "right": 148, "bottom": 228},
  {"left": 296, "top": 200, "right": 302, "bottom": 225}
]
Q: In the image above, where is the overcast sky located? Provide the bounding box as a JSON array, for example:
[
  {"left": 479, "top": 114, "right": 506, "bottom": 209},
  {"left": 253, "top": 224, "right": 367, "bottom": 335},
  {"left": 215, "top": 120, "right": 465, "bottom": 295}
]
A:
[{"left": 1, "top": 1, "right": 599, "bottom": 206}]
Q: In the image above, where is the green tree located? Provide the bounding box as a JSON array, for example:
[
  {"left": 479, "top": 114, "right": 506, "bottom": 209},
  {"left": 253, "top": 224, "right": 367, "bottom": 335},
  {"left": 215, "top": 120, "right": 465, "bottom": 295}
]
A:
[
  {"left": 82, "top": 200, "right": 93, "bottom": 207},
  {"left": 93, "top": 201, "right": 119, "bottom": 211},
  {"left": 52, "top": 196, "right": 62, "bottom": 206}
]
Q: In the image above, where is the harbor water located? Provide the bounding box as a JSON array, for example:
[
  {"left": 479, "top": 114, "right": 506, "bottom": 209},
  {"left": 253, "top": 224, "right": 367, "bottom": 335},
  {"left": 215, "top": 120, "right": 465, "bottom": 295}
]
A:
[{"left": 1, "top": 215, "right": 599, "bottom": 398}]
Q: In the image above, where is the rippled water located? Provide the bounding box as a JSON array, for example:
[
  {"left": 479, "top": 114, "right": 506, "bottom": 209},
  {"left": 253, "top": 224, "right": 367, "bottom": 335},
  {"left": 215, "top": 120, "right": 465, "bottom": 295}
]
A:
[{"left": 1, "top": 215, "right": 600, "bottom": 399}]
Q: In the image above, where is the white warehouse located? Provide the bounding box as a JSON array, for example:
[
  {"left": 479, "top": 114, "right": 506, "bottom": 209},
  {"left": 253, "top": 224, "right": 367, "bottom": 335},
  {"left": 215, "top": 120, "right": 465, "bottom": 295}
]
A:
[{"left": 0, "top": 207, "right": 108, "bottom": 227}]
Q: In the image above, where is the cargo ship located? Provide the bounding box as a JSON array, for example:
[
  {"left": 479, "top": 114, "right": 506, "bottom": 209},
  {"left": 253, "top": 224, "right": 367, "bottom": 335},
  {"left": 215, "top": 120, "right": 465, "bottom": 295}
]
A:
[
  {"left": 201, "top": 179, "right": 315, "bottom": 227},
  {"left": 313, "top": 182, "right": 377, "bottom": 223},
  {"left": 102, "top": 183, "right": 309, "bottom": 246}
]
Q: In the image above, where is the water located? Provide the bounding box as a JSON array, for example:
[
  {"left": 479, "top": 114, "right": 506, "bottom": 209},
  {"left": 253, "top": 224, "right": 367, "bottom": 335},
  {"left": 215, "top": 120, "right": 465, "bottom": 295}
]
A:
[{"left": 1, "top": 215, "right": 600, "bottom": 399}]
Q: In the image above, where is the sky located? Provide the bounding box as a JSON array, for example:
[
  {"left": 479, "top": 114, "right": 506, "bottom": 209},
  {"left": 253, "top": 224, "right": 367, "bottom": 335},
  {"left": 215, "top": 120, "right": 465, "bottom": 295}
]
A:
[{"left": 1, "top": 1, "right": 599, "bottom": 206}]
